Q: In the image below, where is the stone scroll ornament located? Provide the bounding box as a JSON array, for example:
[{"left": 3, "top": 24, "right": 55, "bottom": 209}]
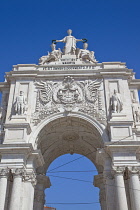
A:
[{"left": 32, "top": 77, "right": 106, "bottom": 125}]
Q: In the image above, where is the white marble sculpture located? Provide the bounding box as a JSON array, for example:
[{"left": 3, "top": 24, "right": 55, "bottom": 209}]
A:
[
  {"left": 55, "top": 29, "right": 83, "bottom": 55},
  {"left": 15, "top": 91, "right": 26, "bottom": 115},
  {"left": 111, "top": 89, "right": 123, "bottom": 113},
  {"left": 79, "top": 43, "right": 97, "bottom": 63},
  {"left": 39, "top": 43, "right": 62, "bottom": 64},
  {"left": 132, "top": 104, "right": 140, "bottom": 122}
]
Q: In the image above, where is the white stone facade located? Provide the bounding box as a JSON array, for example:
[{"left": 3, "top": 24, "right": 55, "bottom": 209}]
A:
[{"left": 0, "top": 30, "right": 140, "bottom": 209}]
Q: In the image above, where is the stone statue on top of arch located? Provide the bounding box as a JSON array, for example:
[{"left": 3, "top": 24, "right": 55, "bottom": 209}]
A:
[
  {"left": 78, "top": 43, "right": 97, "bottom": 63},
  {"left": 39, "top": 43, "right": 62, "bottom": 64},
  {"left": 39, "top": 29, "right": 98, "bottom": 64},
  {"left": 55, "top": 29, "right": 84, "bottom": 55}
]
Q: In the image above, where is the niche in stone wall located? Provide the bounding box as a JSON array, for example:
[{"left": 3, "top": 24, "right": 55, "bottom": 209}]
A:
[
  {"left": 109, "top": 81, "right": 120, "bottom": 95},
  {"left": 19, "top": 83, "right": 29, "bottom": 100}
]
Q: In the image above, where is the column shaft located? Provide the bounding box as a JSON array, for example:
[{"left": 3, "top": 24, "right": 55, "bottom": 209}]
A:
[
  {"left": 0, "top": 176, "right": 8, "bottom": 210},
  {"left": 9, "top": 169, "right": 23, "bottom": 210},
  {"left": 129, "top": 173, "right": 140, "bottom": 210},
  {"left": 21, "top": 182, "right": 35, "bottom": 210},
  {"left": 115, "top": 173, "right": 128, "bottom": 210},
  {"left": 9, "top": 176, "right": 22, "bottom": 210}
]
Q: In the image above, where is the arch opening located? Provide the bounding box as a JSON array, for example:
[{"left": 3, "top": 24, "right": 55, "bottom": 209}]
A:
[
  {"left": 35, "top": 116, "right": 106, "bottom": 173},
  {"left": 45, "top": 154, "right": 100, "bottom": 210},
  {"left": 34, "top": 116, "right": 106, "bottom": 209}
]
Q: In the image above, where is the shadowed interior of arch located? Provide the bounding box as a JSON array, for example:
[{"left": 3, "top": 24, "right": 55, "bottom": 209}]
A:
[{"left": 36, "top": 116, "right": 104, "bottom": 172}]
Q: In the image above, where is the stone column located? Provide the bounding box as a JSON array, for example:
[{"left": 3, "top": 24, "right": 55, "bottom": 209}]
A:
[
  {"left": 21, "top": 170, "right": 37, "bottom": 210},
  {"left": 128, "top": 167, "right": 140, "bottom": 210},
  {"left": 103, "top": 157, "right": 115, "bottom": 210},
  {"left": 94, "top": 174, "right": 107, "bottom": 210},
  {"left": 9, "top": 168, "right": 24, "bottom": 210},
  {"left": 33, "top": 175, "right": 51, "bottom": 210},
  {"left": 0, "top": 168, "right": 9, "bottom": 210},
  {"left": 114, "top": 167, "right": 128, "bottom": 210}
]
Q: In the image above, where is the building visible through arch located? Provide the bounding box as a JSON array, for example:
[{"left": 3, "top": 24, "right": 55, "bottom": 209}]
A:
[{"left": 0, "top": 29, "right": 140, "bottom": 210}]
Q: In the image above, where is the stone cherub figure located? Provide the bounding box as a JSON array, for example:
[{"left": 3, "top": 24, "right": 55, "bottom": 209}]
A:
[
  {"left": 15, "top": 91, "right": 26, "bottom": 115},
  {"left": 55, "top": 29, "right": 84, "bottom": 55},
  {"left": 39, "top": 43, "right": 62, "bottom": 64},
  {"left": 78, "top": 43, "right": 97, "bottom": 63},
  {"left": 111, "top": 89, "right": 123, "bottom": 113}
]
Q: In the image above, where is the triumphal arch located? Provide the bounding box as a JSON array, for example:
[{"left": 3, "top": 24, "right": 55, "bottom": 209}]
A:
[{"left": 0, "top": 29, "right": 140, "bottom": 210}]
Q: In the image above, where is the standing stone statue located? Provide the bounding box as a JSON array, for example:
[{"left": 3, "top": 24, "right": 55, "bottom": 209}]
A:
[
  {"left": 15, "top": 91, "right": 26, "bottom": 115},
  {"left": 79, "top": 43, "right": 97, "bottom": 63},
  {"left": 39, "top": 43, "right": 62, "bottom": 64},
  {"left": 111, "top": 90, "right": 123, "bottom": 113},
  {"left": 55, "top": 29, "right": 83, "bottom": 55},
  {"left": 132, "top": 104, "right": 140, "bottom": 123}
]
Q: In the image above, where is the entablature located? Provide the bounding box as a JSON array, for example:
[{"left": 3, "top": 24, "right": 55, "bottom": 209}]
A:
[{"left": 3, "top": 62, "right": 134, "bottom": 81}]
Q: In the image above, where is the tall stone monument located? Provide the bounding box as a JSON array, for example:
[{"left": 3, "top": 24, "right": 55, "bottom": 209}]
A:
[{"left": 0, "top": 30, "right": 140, "bottom": 210}]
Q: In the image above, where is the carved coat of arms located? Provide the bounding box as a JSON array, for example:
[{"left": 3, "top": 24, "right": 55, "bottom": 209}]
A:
[
  {"left": 53, "top": 76, "right": 83, "bottom": 105},
  {"left": 32, "top": 77, "right": 106, "bottom": 125}
]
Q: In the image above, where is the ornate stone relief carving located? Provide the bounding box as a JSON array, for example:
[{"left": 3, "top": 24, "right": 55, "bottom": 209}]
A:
[
  {"left": 32, "top": 76, "right": 106, "bottom": 125},
  {"left": 128, "top": 166, "right": 140, "bottom": 175},
  {"left": 22, "top": 170, "right": 37, "bottom": 186},
  {"left": 112, "top": 166, "right": 126, "bottom": 175},
  {"left": 0, "top": 168, "right": 10, "bottom": 177},
  {"left": 11, "top": 168, "right": 24, "bottom": 177}
]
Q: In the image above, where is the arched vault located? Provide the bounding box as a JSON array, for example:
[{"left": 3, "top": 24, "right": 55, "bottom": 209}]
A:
[{"left": 32, "top": 113, "right": 109, "bottom": 172}]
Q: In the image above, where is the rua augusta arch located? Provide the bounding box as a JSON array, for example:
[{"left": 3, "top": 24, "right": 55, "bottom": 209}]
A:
[{"left": 0, "top": 29, "right": 140, "bottom": 210}]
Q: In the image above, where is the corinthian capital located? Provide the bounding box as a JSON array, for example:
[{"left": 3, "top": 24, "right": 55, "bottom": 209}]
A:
[
  {"left": 0, "top": 168, "right": 10, "bottom": 177},
  {"left": 128, "top": 166, "right": 140, "bottom": 175},
  {"left": 113, "top": 166, "right": 126, "bottom": 175},
  {"left": 22, "top": 170, "right": 37, "bottom": 186},
  {"left": 11, "top": 168, "right": 24, "bottom": 177}
]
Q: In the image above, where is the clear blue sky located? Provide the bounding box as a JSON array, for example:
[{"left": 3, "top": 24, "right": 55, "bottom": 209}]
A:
[{"left": 0, "top": 0, "right": 140, "bottom": 209}]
